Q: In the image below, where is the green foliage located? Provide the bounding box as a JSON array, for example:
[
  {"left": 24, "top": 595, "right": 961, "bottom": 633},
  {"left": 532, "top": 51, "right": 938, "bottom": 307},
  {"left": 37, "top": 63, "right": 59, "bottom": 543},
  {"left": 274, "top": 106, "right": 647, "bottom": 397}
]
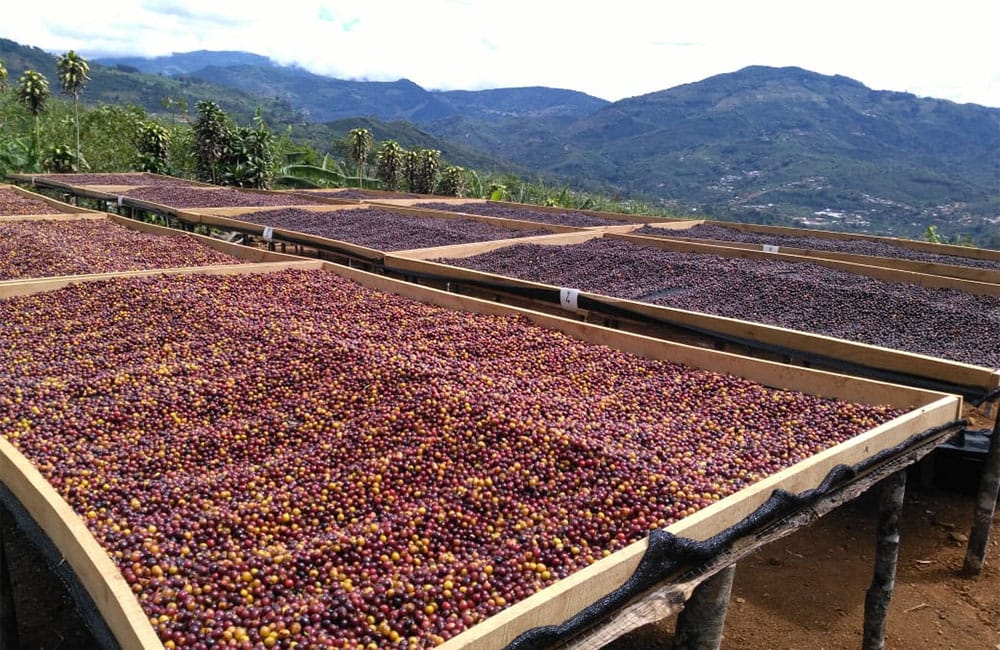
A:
[
  {"left": 193, "top": 100, "right": 233, "bottom": 184},
  {"left": 375, "top": 140, "right": 404, "bottom": 191},
  {"left": 79, "top": 104, "right": 146, "bottom": 172},
  {"left": 191, "top": 102, "right": 278, "bottom": 188},
  {"left": 136, "top": 121, "right": 170, "bottom": 173},
  {"left": 275, "top": 164, "right": 346, "bottom": 188},
  {"left": 924, "top": 225, "right": 943, "bottom": 244},
  {"left": 41, "top": 144, "right": 78, "bottom": 172},
  {"left": 487, "top": 182, "right": 508, "bottom": 201},
  {"left": 224, "top": 109, "right": 276, "bottom": 189},
  {"left": 437, "top": 165, "right": 466, "bottom": 197},
  {"left": 0, "top": 59, "right": 7, "bottom": 90}
]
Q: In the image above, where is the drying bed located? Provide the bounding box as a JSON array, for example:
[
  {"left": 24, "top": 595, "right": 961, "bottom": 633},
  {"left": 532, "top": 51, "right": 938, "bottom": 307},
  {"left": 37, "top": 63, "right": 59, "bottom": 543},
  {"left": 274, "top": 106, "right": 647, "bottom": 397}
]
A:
[
  {"left": 119, "top": 186, "right": 333, "bottom": 209},
  {"left": 414, "top": 202, "right": 626, "bottom": 228},
  {"left": 293, "top": 190, "right": 423, "bottom": 200},
  {"left": 229, "top": 207, "right": 554, "bottom": 251},
  {"left": 0, "top": 267, "right": 933, "bottom": 649},
  {"left": 0, "top": 186, "right": 67, "bottom": 216},
  {"left": 436, "top": 238, "right": 1000, "bottom": 368},
  {"left": 0, "top": 218, "right": 246, "bottom": 280},
  {"left": 638, "top": 223, "right": 1000, "bottom": 271},
  {"left": 26, "top": 173, "right": 202, "bottom": 188}
]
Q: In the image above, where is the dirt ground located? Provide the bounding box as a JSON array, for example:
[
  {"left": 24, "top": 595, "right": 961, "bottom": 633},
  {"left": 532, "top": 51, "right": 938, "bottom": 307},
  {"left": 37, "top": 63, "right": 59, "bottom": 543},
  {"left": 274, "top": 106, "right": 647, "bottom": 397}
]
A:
[{"left": 609, "top": 404, "right": 1000, "bottom": 650}]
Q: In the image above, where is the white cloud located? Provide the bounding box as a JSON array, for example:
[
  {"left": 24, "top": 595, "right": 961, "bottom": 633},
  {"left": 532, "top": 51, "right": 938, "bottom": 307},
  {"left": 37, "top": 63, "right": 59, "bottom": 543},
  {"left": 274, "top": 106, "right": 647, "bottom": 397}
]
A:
[{"left": 4, "top": 0, "right": 998, "bottom": 105}]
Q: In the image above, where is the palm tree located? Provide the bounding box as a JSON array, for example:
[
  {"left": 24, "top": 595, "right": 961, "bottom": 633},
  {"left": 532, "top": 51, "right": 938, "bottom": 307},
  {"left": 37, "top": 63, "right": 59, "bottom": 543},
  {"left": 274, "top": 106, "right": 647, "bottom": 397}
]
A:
[
  {"left": 347, "top": 127, "right": 373, "bottom": 189},
  {"left": 375, "top": 140, "right": 404, "bottom": 191},
  {"left": 56, "top": 50, "right": 90, "bottom": 168},
  {"left": 15, "top": 70, "right": 50, "bottom": 162}
]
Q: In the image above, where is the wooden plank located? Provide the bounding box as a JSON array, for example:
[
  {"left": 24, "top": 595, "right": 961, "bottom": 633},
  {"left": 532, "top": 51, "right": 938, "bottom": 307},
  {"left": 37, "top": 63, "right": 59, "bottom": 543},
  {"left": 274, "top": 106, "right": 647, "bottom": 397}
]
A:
[
  {"left": 393, "top": 231, "right": 605, "bottom": 259},
  {"left": 373, "top": 198, "right": 681, "bottom": 226},
  {"left": 0, "top": 438, "right": 162, "bottom": 649},
  {"left": 0, "top": 260, "right": 324, "bottom": 298},
  {"left": 611, "top": 232, "right": 999, "bottom": 297},
  {"left": 437, "top": 396, "right": 959, "bottom": 649}
]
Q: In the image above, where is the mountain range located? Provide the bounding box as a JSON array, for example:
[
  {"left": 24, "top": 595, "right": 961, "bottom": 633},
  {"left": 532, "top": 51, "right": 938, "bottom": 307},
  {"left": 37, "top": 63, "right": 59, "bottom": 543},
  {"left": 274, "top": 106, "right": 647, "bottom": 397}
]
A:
[{"left": 3, "top": 40, "right": 998, "bottom": 245}]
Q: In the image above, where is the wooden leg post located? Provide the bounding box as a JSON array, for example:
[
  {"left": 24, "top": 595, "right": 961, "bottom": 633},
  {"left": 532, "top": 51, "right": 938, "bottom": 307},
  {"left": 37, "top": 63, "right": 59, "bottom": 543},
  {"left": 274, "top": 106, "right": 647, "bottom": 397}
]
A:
[
  {"left": 962, "top": 406, "right": 1000, "bottom": 576},
  {"left": 862, "top": 470, "right": 906, "bottom": 650},
  {"left": 671, "top": 564, "right": 736, "bottom": 650}
]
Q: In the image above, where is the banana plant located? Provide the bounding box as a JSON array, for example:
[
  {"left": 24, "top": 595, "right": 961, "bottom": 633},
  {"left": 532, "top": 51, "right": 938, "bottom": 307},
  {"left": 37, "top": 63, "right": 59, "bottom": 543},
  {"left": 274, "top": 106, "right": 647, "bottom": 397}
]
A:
[
  {"left": 57, "top": 51, "right": 90, "bottom": 170},
  {"left": 347, "top": 127, "right": 373, "bottom": 189},
  {"left": 15, "top": 70, "right": 50, "bottom": 165}
]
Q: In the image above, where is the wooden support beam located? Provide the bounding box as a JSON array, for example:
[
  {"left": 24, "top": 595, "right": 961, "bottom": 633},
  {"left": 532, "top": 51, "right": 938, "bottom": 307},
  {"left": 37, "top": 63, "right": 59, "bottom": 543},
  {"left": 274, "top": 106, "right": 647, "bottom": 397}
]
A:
[
  {"left": 862, "top": 470, "right": 906, "bottom": 650},
  {"left": 962, "top": 406, "right": 1000, "bottom": 575},
  {"left": 671, "top": 564, "right": 736, "bottom": 650}
]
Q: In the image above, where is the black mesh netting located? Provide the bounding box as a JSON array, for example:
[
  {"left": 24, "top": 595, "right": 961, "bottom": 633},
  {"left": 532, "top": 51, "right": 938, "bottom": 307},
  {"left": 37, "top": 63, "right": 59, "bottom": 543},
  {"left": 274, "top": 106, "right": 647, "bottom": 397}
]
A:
[{"left": 0, "top": 484, "right": 119, "bottom": 650}]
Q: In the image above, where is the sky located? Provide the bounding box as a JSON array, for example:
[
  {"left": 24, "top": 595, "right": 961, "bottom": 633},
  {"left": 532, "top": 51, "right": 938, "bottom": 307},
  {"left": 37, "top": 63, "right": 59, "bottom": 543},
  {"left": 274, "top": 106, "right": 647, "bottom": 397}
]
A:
[{"left": 6, "top": 0, "right": 999, "bottom": 107}]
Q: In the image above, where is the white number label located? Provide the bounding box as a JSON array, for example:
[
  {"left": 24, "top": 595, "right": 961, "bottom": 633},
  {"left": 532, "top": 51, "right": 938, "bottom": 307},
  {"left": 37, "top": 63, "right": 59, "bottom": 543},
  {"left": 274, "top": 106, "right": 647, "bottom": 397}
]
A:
[{"left": 559, "top": 287, "right": 580, "bottom": 311}]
